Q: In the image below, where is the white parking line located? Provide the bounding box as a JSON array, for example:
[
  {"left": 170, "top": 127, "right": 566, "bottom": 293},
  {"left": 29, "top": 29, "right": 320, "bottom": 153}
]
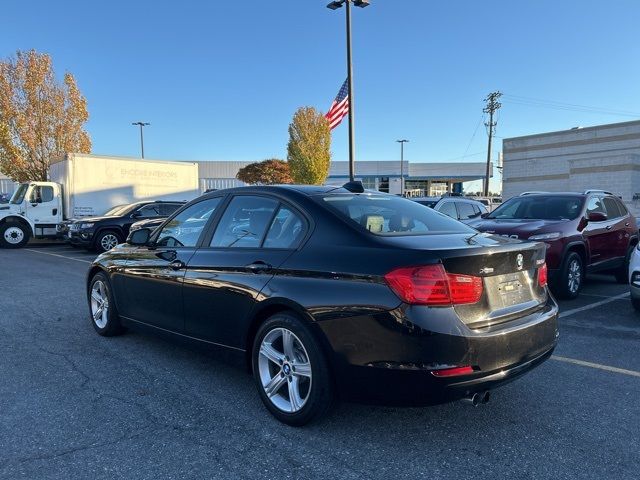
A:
[
  {"left": 558, "top": 292, "right": 630, "bottom": 318},
  {"left": 24, "top": 248, "right": 92, "bottom": 264},
  {"left": 551, "top": 355, "right": 640, "bottom": 378}
]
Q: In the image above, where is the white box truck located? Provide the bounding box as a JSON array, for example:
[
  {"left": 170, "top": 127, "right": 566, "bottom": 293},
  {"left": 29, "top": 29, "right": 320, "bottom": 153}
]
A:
[{"left": 0, "top": 153, "right": 199, "bottom": 248}]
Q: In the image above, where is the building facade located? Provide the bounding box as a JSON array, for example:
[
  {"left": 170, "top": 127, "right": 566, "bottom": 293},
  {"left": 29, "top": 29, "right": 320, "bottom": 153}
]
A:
[
  {"left": 503, "top": 120, "right": 640, "bottom": 214},
  {"left": 1, "top": 158, "right": 489, "bottom": 199}
]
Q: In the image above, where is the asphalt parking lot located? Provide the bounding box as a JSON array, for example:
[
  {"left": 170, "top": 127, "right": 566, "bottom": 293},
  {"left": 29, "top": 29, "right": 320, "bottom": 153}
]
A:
[{"left": 1, "top": 244, "right": 639, "bottom": 479}]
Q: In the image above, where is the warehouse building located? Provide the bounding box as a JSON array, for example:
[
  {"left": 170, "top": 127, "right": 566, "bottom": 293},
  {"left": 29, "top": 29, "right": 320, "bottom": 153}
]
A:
[
  {"left": 502, "top": 120, "right": 640, "bottom": 214},
  {"left": 1, "top": 158, "right": 489, "bottom": 198}
]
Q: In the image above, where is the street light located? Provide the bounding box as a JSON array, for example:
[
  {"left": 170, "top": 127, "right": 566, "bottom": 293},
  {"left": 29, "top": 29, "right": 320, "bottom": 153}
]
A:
[
  {"left": 131, "top": 122, "right": 150, "bottom": 158},
  {"left": 396, "top": 139, "right": 409, "bottom": 196},
  {"left": 327, "top": 0, "right": 370, "bottom": 182}
]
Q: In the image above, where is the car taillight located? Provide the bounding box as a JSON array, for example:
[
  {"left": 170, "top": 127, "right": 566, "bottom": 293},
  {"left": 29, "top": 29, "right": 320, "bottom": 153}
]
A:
[
  {"left": 430, "top": 365, "right": 475, "bottom": 377},
  {"left": 384, "top": 264, "right": 483, "bottom": 306},
  {"left": 538, "top": 262, "right": 548, "bottom": 287}
]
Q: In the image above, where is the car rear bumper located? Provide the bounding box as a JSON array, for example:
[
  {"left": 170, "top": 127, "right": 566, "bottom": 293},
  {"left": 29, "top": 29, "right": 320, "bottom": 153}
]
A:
[{"left": 317, "top": 296, "right": 559, "bottom": 406}]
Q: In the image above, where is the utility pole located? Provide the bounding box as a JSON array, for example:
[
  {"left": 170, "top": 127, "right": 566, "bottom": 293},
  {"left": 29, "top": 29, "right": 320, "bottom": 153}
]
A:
[
  {"left": 327, "top": 0, "right": 370, "bottom": 181},
  {"left": 483, "top": 91, "right": 502, "bottom": 196},
  {"left": 132, "top": 122, "right": 150, "bottom": 158},
  {"left": 396, "top": 139, "right": 409, "bottom": 196}
]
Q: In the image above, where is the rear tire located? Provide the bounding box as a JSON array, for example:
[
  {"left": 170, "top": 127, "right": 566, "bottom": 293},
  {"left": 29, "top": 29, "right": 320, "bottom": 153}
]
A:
[
  {"left": 555, "top": 252, "right": 583, "bottom": 299},
  {"left": 0, "top": 221, "right": 31, "bottom": 248},
  {"left": 252, "top": 312, "right": 334, "bottom": 426},
  {"left": 614, "top": 246, "right": 634, "bottom": 284},
  {"left": 94, "top": 230, "right": 122, "bottom": 253},
  {"left": 88, "top": 272, "right": 125, "bottom": 336}
]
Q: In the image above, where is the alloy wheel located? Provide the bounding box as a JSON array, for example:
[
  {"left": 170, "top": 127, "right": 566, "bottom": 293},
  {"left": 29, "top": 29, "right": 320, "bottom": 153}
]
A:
[
  {"left": 258, "top": 327, "right": 312, "bottom": 413},
  {"left": 568, "top": 259, "right": 581, "bottom": 294},
  {"left": 4, "top": 226, "right": 24, "bottom": 245},
  {"left": 90, "top": 280, "right": 109, "bottom": 329},
  {"left": 100, "top": 234, "right": 119, "bottom": 251}
]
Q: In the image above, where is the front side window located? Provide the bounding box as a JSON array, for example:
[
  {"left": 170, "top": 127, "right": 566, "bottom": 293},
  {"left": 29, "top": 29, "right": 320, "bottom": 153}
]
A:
[
  {"left": 437, "top": 201, "right": 458, "bottom": 219},
  {"left": 586, "top": 197, "right": 606, "bottom": 216},
  {"left": 320, "top": 194, "right": 473, "bottom": 236},
  {"left": 155, "top": 197, "right": 222, "bottom": 247},
  {"left": 135, "top": 204, "right": 163, "bottom": 218},
  {"left": 211, "top": 196, "right": 279, "bottom": 248},
  {"left": 29, "top": 185, "right": 54, "bottom": 203},
  {"left": 490, "top": 195, "right": 584, "bottom": 220},
  {"left": 160, "top": 203, "right": 182, "bottom": 216}
]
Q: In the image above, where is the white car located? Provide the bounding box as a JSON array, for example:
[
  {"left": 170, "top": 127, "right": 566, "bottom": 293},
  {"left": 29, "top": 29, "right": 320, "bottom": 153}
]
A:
[{"left": 628, "top": 245, "right": 640, "bottom": 311}]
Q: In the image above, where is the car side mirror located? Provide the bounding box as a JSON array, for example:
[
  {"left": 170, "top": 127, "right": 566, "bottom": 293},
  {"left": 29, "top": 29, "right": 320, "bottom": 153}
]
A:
[
  {"left": 130, "top": 211, "right": 141, "bottom": 218},
  {"left": 127, "top": 227, "right": 152, "bottom": 246},
  {"left": 480, "top": 212, "right": 489, "bottom": 218},
  {"left": 587, "top": 212, "right": 607, "bottom": 222}
]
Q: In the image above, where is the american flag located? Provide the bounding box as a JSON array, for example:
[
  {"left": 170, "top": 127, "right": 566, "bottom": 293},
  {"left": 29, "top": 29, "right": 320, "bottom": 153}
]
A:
[{"left": 325, "top": 79, "right": 349, "bottom": 130}]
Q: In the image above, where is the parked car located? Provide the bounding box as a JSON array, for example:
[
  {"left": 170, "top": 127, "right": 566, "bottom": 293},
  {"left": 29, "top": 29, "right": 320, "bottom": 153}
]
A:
[
  {"left": 412, "top": 196, "right": 488, "bottom": 223},
  {"left": 67, "top": 200, "right": 184, "bottom": 253},
  {"left": 468, "top": 191, "right": 638, "bottom": 299},
  {"left": 87, "top": 183, "right": 558, "bottom": 426},
  {"left": 628, "top": 245, "right": 640, "bottom": 312}
]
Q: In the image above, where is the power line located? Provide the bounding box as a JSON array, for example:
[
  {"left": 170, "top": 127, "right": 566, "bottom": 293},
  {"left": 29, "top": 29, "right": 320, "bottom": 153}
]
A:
[{"left": 502, "top": 94, "right": 640, "bottom": 117}]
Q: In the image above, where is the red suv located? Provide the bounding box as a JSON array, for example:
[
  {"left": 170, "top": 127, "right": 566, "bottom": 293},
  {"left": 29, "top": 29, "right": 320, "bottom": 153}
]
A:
[{"left": 468, "top": 191, "right": 638, "bottom": 298}]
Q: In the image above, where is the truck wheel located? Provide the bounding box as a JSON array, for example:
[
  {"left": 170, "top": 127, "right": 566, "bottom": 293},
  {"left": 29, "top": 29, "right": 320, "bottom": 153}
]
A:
[
  {"left": 555, "top": 252, "right": 583, "bottom": 299},
  {"left": 0, "top": 221, "right": 31, "bottom": 248},
  {"left": 94, "top": 230, "right": 122, "bottom": 253}
]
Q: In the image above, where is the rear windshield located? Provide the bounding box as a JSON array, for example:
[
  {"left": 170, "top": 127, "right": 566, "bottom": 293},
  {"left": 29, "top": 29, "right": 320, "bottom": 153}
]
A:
[
  {"left": 488, "top": 195, "right": 584, "bottom": 220},
  {"left": 320, "top": 194, "right": 474, "bottom": 236}
]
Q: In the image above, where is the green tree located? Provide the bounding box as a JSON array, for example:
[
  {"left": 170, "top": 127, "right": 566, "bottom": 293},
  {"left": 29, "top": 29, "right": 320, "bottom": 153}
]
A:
[
  {"left": 287, "top": 106, "right": 331, "bottom": 184},
  {"left": 0, "top": 50, "right": 91, "bottom": 182},
  {"left": 236, "top": 158, "right": 292, "bottom": 185}
]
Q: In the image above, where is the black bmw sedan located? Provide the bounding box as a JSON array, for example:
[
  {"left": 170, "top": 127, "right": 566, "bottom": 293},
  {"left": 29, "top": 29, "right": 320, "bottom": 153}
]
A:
[{"left": 86, "top": 183, "right": 558, "bottom": 425}]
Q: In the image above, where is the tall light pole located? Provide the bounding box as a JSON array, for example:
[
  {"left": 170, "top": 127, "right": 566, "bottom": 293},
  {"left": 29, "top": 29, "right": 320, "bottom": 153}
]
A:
[
  {"left": 327, "top": 0, "right": 370, "bottom": 182},
  {"left": 132, "top": 122, "right": 150, "bottom": 158},
  {"left": 396, "top": 139, "right": 409, "bottom": 196},
  {"left": 483, "top": 91, "right": 501, "bottom": 196}
]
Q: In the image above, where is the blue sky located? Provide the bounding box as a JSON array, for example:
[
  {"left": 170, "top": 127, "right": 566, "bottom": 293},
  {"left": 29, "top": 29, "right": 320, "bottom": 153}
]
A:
[{"left": 3, "top": 0, "right": 640, "bottom": 190}]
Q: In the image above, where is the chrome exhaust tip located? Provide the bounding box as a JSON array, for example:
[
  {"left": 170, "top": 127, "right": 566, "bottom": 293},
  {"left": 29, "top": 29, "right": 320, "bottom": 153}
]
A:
[{"left": 462, "top": 391, "right": 490, "bottom": 407}]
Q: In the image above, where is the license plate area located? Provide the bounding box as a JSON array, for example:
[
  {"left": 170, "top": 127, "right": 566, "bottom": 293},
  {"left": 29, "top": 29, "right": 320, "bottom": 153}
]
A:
[{"left": 497, "top": 274, "right": 528, "bottom": 307}]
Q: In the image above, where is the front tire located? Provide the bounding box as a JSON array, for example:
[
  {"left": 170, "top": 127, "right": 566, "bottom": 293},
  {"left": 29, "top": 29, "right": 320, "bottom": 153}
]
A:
[
  {"left": 556, "top": 252, "right": 583, "bottom": 299},
  {"left": 252, "top": 313, "right": 334, "bottom": 426},
  {"left": 94, "top": 230, "right": 122, "bottom": 253},
  {"left": 88, "top": 272, "right": 124, "bottom": 336},
  {"left": 0, "top": 221, "right": 31, "bottom": 248}
]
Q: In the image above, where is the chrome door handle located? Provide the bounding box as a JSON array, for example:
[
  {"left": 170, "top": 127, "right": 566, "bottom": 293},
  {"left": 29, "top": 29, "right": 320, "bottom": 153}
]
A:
[
  {"left": 169, "top": 260, "right": 186, "bottom": 270},
  {"left": 625, "top": 222, "right": 630, "bottom": 227},
  {"left": 606, "top": 225, "right": 612, "bottom": 230}
]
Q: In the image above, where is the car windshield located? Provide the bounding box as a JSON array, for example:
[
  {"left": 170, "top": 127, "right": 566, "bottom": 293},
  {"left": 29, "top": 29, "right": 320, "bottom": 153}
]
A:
[
  {"left": 319, "top": 193, "right": 474, "bottom": 236},
  {"left": 10, "top": 184, "right": 28, "bottom": 205},
  {"left": 103, "top": 204, "right": 131, "bottom": 216},
  {"left": 488, "top": 195, "right": 584, "bottom": 220}
]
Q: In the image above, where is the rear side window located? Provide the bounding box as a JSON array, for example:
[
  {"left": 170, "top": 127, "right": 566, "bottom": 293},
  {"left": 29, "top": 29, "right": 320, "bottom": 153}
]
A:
[
  {"left": 136, "top": 204, "right": 163, "bottom": 218},
  {"left": 320, "top": 194, "right": 473, "bottom": 236},
  {"left": 616, "top": 198, "right": 629, "bottom": 216},
  {"left": 437, "top": 201, "right": 458, "bottom": 219},
  {"left": 603, "top": 197, "right": 622, "bottom": 219},
  {"left": 211, "top": 196, "right": 279, "bottom": 248},
  {"left": 457, "top": 202, "right": 477, "bottom": 220},
  {"left": 263, "top": 206, "right": 305, "bottom": 249}
]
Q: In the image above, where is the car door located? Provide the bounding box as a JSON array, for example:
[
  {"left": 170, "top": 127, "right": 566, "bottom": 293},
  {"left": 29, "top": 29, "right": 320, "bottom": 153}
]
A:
[
  {"left": 602, "top": 196, "right": 628, "bottom": 260},
  {"left": 117, "top": 196, "right": 224, "bottom": 332},
  {"left": 583, "top": 196, "right": 612, "bottom": 265},
  {"left": 183, "top": 194, "right": 308, "bottom": 348}
]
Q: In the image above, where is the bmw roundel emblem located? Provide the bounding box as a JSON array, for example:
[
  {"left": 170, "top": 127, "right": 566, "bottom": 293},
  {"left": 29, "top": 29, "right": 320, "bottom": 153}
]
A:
[{"left": 516, "top": 254, "right": 524, "bottom": 271}]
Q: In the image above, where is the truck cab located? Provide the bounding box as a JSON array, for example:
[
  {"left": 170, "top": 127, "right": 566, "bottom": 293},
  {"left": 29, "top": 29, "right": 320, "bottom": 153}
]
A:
[{"left": 0, "top": 181, "right": 63, "bottom": 248}]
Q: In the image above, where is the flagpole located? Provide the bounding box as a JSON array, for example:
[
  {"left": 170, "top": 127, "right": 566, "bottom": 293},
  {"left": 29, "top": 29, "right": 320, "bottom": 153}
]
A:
[{"left": 345, "top": 0, "right": 355, "bottom": 182}]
